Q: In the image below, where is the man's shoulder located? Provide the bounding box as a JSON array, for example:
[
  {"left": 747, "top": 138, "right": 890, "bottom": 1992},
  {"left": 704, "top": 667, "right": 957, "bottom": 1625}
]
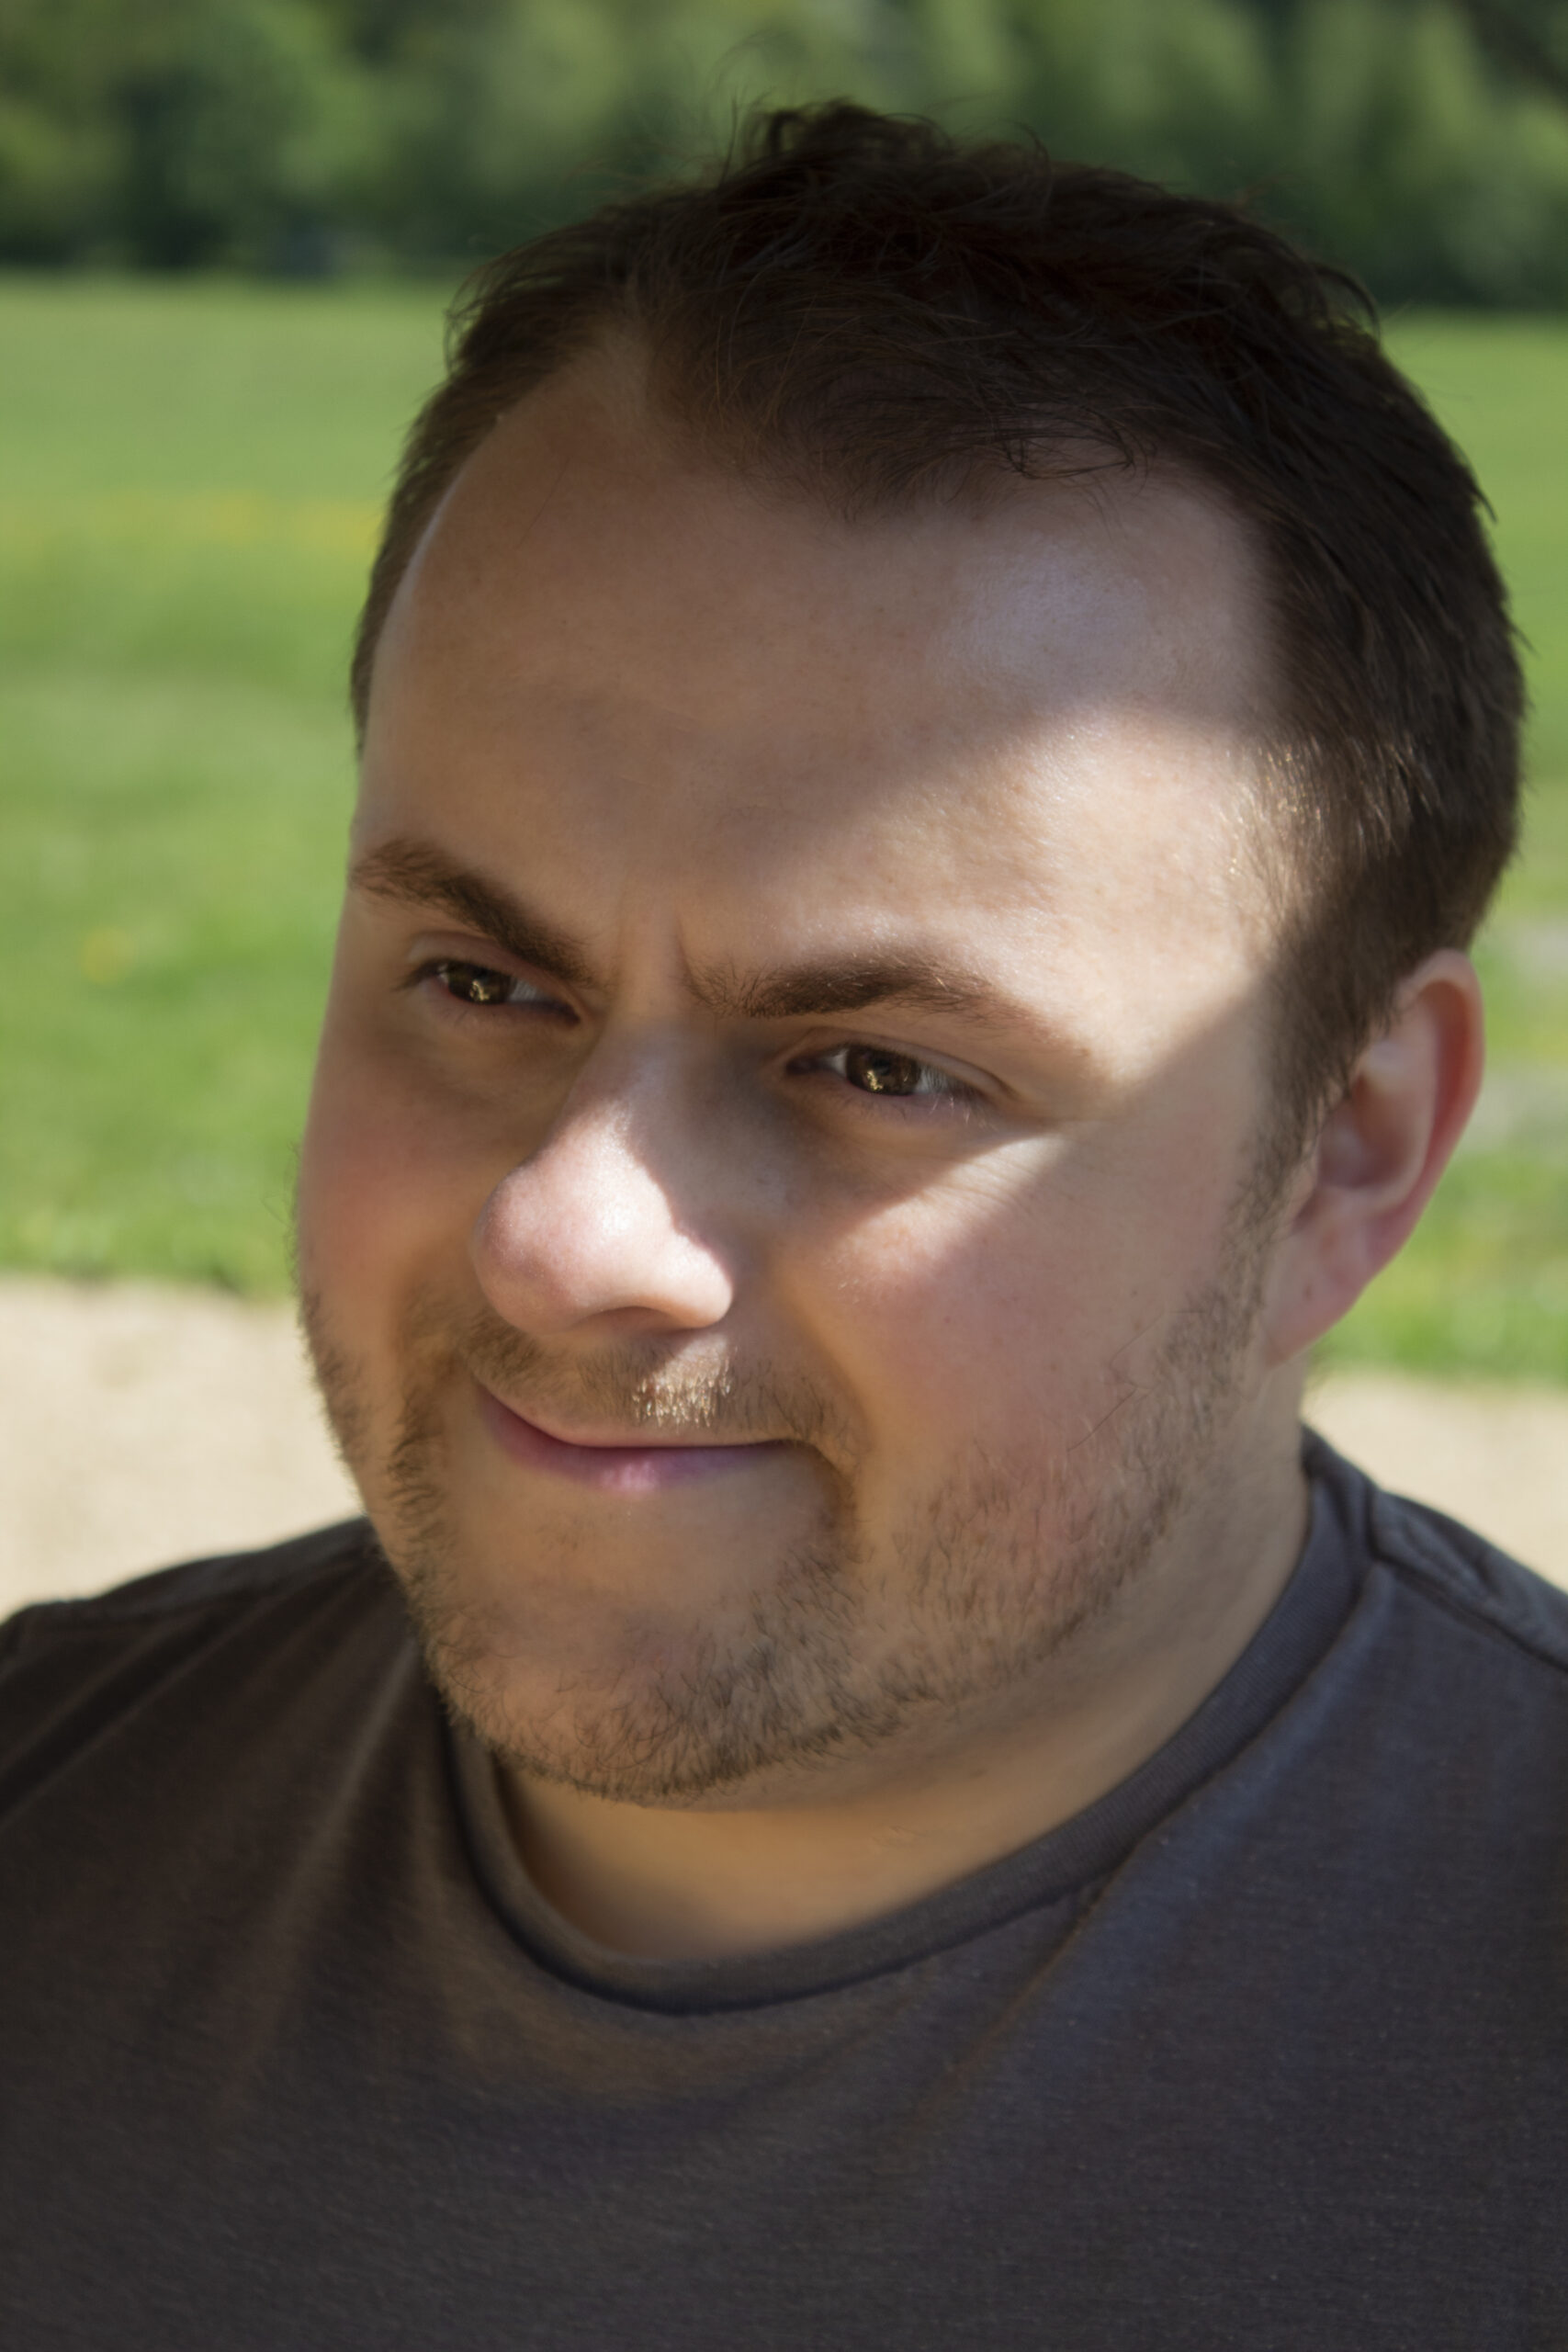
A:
[
  {"left": 2, "top": 1516, "right": 382, "bottom": 1657},
  {"left": 0, "top": 1519, "right": 400, "bottom": 1807},
  {"left": 1308, "top": 1427, "right": 1568, "bottom": 1683}
]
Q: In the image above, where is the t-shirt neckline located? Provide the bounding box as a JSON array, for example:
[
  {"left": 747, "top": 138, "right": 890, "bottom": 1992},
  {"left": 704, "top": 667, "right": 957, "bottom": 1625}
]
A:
[{"left": 450, "top": 1433, "right": 1366, "bottom": 2014}]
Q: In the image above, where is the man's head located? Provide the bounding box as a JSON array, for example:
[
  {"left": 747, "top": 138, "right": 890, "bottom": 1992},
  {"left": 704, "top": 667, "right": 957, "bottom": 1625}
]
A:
[
  {"left": 353, "top": 102, "right": 1522, "bottom": 1149},
  {"left": 299, "top": 107, "right": 1517, "bottom": 1809}
]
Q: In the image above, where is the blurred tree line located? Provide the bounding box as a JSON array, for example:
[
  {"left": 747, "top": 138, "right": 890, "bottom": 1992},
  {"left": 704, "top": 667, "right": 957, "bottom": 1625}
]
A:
[{"left": 3, "top": 0, "right": 1568, "bottom": 302}]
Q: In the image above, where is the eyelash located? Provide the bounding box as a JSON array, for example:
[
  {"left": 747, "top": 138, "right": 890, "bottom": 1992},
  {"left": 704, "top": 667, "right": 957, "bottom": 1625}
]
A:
[
  {"left": 414, "top": 959, "right": 575, "bottom": 1019},
  {"left": 793, "top": 1044, "right": 981, "bottom": 1109},
  {"left": 412, "top": 959, "right": 981, "bottom": 1111}
]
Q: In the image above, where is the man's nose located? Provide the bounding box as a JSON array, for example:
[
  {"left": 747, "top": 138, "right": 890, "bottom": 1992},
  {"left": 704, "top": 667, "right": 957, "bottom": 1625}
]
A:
[{"left": 470, "top": 1059, "right": 737, "bottom": 1337}]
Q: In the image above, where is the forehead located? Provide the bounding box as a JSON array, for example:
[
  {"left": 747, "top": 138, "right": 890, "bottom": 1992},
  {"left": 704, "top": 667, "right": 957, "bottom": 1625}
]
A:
[{"left": 361, "top": 361, "right": 1275, "bottom": 1029}]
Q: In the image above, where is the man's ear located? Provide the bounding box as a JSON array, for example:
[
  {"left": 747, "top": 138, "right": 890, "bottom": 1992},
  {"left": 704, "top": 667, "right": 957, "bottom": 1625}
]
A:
[{"left": 1260, "top": 950, "right": 1485, "bottom": 1367}]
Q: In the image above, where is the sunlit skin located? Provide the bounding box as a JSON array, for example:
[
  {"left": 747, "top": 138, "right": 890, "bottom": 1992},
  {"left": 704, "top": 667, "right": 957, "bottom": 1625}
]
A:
[{"left": 297, "top": 349, "right": 1483, "bottom": 1960}]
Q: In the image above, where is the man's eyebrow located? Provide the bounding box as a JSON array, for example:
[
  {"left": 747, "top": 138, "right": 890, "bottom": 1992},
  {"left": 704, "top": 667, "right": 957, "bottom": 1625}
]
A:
[
  {"left": 352, "top": 838, "right": 1033, "bottom": 1035},
  {"left": 349, "top": 840, "right": 598, "bottom": 989},
  {"left": 688, "top": 955, "right": 1034, "bottom": 1034}
]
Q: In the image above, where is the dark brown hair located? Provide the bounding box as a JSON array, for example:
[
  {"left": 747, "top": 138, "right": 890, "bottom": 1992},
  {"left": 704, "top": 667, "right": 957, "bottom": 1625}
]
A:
[{"left": 353, "top": 103, "right": 1522, "bottom": 1145}]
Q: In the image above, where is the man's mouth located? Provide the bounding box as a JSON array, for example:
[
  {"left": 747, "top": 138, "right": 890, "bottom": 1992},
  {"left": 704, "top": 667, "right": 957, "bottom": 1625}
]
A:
[{"left": 475, "top": 1380, "right": 788, "bottom": 1497}]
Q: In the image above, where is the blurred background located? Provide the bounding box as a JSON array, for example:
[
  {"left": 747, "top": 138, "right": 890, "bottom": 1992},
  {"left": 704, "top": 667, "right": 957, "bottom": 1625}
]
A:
[{"left": 2, "top": 0, "right": 1567, "bottom": 1597}]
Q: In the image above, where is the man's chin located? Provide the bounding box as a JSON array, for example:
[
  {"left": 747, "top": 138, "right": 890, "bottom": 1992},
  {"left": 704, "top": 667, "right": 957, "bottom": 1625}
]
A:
[
  {"left": 360, "top": 1394, "right": 875, "bottom": 1802},
  {"left": 389, "top": 1521, "right": 876, "bottom": 1806}
]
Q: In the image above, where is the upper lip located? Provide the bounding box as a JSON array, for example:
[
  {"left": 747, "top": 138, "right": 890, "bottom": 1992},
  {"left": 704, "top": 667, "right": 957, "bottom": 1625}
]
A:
[{"left": 480, "top": 1381, "right": 775, "bottom": 1453}]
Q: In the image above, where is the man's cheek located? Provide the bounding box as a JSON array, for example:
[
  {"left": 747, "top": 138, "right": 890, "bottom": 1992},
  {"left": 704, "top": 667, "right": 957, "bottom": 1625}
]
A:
[
  {"left": 832, "top": 1187, "right": 1211, "bottom": 1475},
  {"left": 815, "top": 1202, "right": 1097, "bottom": 1442},
  {"left": 299, "top": 1055, "right": 457, "bottom": 1318}
]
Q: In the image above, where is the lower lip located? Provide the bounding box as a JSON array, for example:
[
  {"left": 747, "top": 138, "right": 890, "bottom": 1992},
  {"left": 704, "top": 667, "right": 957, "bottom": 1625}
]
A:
[{"left": 477, "top": 1384, "right": 784, "bottom": 1496}]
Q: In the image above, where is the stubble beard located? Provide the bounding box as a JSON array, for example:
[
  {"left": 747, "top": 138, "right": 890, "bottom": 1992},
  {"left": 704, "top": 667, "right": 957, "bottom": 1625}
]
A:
[{"left": 302, "top": 1222, "right": 1271, "bottom": 1808}]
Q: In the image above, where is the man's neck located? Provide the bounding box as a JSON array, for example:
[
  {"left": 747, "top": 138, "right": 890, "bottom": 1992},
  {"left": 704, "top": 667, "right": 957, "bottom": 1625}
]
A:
[{"left": 502, "top": 1394, "right": 1311, "bottom": 1962}]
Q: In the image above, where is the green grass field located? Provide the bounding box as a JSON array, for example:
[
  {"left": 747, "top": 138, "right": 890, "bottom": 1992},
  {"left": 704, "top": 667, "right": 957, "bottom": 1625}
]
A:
[{"left": 2, "top": 279, "right": 1566, "bottom": 1376}]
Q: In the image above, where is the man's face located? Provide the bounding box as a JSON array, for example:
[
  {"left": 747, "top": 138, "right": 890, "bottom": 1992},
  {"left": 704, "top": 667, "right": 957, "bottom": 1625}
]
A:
[{"left": 298, "top": 362, "right": 1289, "bottom": 1805}]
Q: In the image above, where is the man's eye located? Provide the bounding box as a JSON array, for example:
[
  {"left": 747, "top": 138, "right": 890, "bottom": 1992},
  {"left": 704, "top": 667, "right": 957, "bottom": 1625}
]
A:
[
  {"left": 820, "top": 1045, "right": 966, "bottom": 1099},
  {"left": 428, "top": 960, "right": 558, "bottom": 1011}
]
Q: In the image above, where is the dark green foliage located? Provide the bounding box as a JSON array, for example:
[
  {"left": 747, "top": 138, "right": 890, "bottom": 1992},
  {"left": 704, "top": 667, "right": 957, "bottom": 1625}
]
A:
[{"left": 2, "top": 0, "right": 1568, "bottom": 301}]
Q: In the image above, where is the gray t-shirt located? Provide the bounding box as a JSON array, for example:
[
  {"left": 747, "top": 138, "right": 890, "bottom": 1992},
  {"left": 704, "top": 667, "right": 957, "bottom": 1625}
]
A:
[{"left": 4, "top": 1434, "right": 1567, "bottom": 2349}]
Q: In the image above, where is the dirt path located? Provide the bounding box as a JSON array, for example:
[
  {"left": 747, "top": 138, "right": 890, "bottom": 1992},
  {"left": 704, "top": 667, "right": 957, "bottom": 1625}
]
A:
[{"left": 4, "top": 1274, "right": 1566, "bottom": 1617}]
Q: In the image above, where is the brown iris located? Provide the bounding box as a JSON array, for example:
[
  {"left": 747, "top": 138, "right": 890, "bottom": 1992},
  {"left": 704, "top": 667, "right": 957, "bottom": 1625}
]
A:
[
  {"left": 439, "top": 961, "right": 513, "bottom": 1004},
  {"left": 844, "top": 1046, "right": 926, "bottom": 1095}
]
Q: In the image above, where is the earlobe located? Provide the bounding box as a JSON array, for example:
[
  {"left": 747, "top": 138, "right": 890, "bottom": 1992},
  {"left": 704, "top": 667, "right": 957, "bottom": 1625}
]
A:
[{"left": 1261, "top": 951, "right": 1485, "bottom": 1364}]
